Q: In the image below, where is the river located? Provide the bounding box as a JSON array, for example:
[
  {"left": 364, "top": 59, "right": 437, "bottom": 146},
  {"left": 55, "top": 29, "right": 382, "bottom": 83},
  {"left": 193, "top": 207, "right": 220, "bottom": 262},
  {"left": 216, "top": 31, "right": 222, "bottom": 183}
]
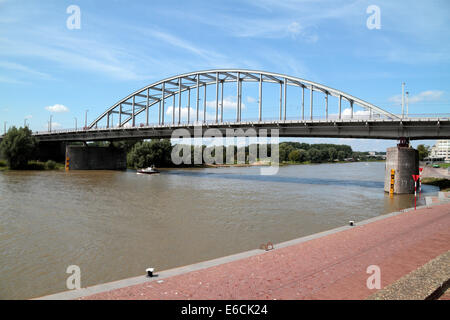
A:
[{"left": 0, "top": 162, "right": 439, "bottom": 299}]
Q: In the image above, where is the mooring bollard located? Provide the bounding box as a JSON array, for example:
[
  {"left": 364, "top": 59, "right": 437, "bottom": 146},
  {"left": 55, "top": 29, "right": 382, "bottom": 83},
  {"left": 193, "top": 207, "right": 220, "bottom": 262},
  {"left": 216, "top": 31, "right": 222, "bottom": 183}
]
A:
[
  {"left": 259, "top": 242, "right": 274, "bottom": 251},
  {"left": 146, "top": 267, "right": 154, "bottom": 277}
]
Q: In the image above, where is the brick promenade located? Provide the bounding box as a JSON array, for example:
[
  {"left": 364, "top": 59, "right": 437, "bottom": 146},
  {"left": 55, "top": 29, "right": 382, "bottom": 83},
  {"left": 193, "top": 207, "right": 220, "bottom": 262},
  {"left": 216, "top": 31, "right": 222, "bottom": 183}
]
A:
[{"left": 81, "top": 203, "right": 450, "bottom": 300}]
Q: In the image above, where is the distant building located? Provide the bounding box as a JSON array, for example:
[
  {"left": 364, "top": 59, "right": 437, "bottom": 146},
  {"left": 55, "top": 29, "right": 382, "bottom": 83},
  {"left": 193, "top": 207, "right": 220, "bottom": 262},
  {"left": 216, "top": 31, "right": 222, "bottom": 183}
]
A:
[
  {"left": 429, "top": 140, "right": 450, "bottom": 162},
  {"left": 367, "top": 151, "right": 385, "bottom": 160}
]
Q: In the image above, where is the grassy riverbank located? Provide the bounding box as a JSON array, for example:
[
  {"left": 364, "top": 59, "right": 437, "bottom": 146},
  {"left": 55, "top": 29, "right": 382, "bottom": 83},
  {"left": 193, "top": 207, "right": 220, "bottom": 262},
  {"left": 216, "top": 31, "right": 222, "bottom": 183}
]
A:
[
  {"left": 282, "top": 159, "right": 385, "bottom": 166},
  {"left": 157, "top": 158, "right": 384, "bottom": 169},
  {"left": 421, "top": 177, "right": 450, "bottom": 192},
  {"left": 434, "top": 163, "right": 450, "bottom": 169},
  {"left": 0, "top": 160, "right": 7, "bottom": 171},
  {"left": 0, "top": 160, "right": 65, "bottom": 171}
]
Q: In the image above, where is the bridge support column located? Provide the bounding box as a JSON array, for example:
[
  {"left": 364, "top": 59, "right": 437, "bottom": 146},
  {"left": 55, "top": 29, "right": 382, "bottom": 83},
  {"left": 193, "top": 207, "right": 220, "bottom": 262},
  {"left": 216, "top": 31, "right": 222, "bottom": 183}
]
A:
[
  {"left": 384, "top": 144, "right": 419, "bottom": 194},
  {"left": 37, "top": 141, "right": 66, "bottom": 162},
  {"left": 65, "top": 145, "right": 126, "bottom": 170}
]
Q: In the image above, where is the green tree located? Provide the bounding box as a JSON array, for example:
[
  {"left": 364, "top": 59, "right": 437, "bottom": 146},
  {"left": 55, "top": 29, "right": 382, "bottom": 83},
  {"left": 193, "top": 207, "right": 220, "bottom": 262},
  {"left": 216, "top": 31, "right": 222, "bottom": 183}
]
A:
[
  {"left": 87, "top": 141, "right": 109, "bottom": 147},
  {"left": 337, "top": 150, "right": 346, "bottom": 161},
  {"left": 127, "top": 139, "right": 172, "bottom": 168},
  {"left": 417, "top": 144, "right": 429, "bottom": 161},
  {"left": 328, "top": 147, "right": 337, "bottom": 161},
  {"left": 307, "top": 148, "right": 321, "bottom": 163},
  {"left": 0, "top": 126, "right": 37, "bottom": 169},
  {"left": 319, "top": 149, "right": 329, "bottom": 162},
  {"left": 279, "top": 143, "right": 295, "bottom": 162},
  {"left": 112, "top": 139, "right": 142, "bottom": 152},
  {"left": 288, "top": 149, "right": 307, "bottom": 162},
  {"left": 45, "top": 160, "right": 56, "bottom": 170},
  {"left": 288, "top": 149, "right": 301, "bottom": 162}
]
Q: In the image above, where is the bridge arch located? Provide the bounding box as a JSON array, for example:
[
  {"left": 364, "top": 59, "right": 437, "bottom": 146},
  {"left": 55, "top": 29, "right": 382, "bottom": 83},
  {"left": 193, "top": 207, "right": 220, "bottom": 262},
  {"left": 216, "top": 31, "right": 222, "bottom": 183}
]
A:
[{"left": 89, "top": 69, "right": 398, "bottom": 129}]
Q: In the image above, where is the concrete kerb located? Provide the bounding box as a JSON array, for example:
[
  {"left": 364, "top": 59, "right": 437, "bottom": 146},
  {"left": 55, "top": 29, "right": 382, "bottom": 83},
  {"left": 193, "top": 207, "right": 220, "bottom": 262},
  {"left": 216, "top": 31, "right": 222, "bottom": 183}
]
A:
[
  {"left": 35, "top": 202, "right": 444, "bottom": 300},
  {"left": 367, "top": 251, "right": 450, "bottom": 300}
]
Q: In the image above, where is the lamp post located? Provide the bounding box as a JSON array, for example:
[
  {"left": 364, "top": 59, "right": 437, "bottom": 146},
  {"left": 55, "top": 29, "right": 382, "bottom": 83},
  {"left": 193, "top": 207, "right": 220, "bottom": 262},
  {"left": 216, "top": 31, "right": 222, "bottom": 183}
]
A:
[
  {"left": 401, "top": 82, "right": 405, "bottom": 118},
  {"left": 85, "top": 109, "right": 88, "bottom": 129},
  {"left": 49, "top": 115, "right": 53, "bottom": 132},
  {"left": 74, "top": 117, "right": 77, "bottom": 130},
  {"left": 406, "top": 91, "right": 409, "bottom": 118},
  {"left": 4, "top": 121, "right": 7, "bottom": 134}
]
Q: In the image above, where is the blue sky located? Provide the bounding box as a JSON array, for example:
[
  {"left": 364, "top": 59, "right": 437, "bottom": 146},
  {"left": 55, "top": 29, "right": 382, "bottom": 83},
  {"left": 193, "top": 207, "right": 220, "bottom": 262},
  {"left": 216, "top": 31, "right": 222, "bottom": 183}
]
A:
[{"left": 0, "top": 0, "right": 449, "bottom": 151}]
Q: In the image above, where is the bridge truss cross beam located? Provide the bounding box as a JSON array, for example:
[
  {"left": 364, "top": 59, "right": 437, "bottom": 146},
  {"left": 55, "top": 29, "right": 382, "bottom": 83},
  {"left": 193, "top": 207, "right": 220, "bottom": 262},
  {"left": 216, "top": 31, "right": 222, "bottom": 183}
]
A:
[{"left": 88, "top": 69, "right": 400, "bottom": 129}]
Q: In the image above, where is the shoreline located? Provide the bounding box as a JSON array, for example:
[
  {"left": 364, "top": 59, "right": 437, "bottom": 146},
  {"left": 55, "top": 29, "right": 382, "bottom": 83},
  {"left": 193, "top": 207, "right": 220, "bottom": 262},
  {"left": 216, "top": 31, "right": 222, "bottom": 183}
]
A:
[
  {"left": 35, "top": 198, "right": 450, "bottom": 300},
  {"left": 154, "top": 159, "right": 385, "bottom": 170}
]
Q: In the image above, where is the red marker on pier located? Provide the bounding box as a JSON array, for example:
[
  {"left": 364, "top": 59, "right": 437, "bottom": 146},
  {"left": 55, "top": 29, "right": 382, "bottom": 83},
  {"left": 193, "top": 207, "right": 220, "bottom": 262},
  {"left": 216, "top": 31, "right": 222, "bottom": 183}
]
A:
[
  {"left": 419, "top": 168, "right": 423, "bottom": 198},
  {"left": 412, "top": 174, "right": 420, "bottom": 210}
]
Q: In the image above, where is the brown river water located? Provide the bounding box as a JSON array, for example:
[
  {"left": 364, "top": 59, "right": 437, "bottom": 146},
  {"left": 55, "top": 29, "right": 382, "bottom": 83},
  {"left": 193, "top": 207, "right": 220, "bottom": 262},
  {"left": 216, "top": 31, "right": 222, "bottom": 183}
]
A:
[{"left": 0, "top": 162, "right": 439, "bottom": 299}]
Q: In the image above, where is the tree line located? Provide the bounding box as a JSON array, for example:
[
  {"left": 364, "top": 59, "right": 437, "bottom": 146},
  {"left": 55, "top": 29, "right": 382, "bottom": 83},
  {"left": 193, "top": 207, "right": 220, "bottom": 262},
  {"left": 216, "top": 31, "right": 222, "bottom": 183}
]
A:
[
  {"left": 279, "top": 142, "right": 354, "bottom": 163},
  {"left": 125, "top": 141, "right": 359, "bottom": 168},
  {"left": 1, "top": 126, "right": 390, "bottom": 170}
]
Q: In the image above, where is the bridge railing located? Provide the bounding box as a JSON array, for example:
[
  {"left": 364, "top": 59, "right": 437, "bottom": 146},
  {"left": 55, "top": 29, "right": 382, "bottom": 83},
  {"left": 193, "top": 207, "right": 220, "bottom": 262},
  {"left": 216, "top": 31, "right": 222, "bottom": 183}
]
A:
[{"left": 30, "top": 113, "right": 450, "bottom": 136}]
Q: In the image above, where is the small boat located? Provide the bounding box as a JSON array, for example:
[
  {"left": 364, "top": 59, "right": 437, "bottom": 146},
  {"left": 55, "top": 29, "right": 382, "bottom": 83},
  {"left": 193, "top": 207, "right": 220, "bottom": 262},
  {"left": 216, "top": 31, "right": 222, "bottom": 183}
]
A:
[{"left": 137, "top": 166, "right": 160, "bottom": 174}]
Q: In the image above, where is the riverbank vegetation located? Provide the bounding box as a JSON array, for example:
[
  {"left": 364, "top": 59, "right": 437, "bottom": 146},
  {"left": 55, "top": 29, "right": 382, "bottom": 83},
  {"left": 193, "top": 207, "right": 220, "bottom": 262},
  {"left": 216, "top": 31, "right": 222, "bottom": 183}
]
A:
[
  {"left": 0, "top": 160, "right": 7, "bottom": 171},
  {"left": 280, "top": 142, "right": 385, "bottom": 164},
  {"left": 417, "top": 144, "right": 430, "bottom": 161},
  {"left": 0, "top": 126, "right": 37, "bottom": 169},
  {"left": 125, "top": 139, "right": 385, "bottom": 169},
  {"left": 421, "top": 177, "right": 450, "bottom": 192},
  {"left": 0, "top": 128, "right": 385, "bottom": 171},
  {"left": 127, "top": 139, "right": 172, "bottom": 168},
  {"left": 0, "top": 159, "right": 65, "bottom": 171},
  {"left": 432, "top": 163, "right": 450, "bottom": 169},
  {"left": 0, "top": 127, "right": 66, "bottom": 170}
]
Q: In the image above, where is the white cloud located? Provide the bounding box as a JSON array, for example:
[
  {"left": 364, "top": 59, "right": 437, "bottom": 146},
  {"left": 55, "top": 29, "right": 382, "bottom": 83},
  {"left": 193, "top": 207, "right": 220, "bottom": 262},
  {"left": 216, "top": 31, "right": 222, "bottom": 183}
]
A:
[
  {"left": 165, "top": 106, "right": 216, "bottom": 121},
  {"left": 409, "top": 90, "right": 444, "bottom": 103},
  {"left": 342, "top": 108, "right": 370, "bottom": 116},
  {"left": 0, "top": 27, "right": 156, "bottom": 82},
  {"left": 139, "top": 29, "right": 225, "bottom": 63},
  {"left": 45, "top": 104, "right": 69, "bottom": 113},
  {"left": 226, "top": 19, "right": 317, "bottom": 41},
  {"left": 206, "top": 97, "right": 245, "bottom": 110},
  {"left": 246, "top": 96, "right": 257, "bottom": 103},
  {"left": 0, "top": 61, "right": 51, "bottom": 79},
  {"left": 287, "top": 22, "right": 301, "bottom": 35},
  {"left": 165, "top": 106, "right": 194, "bottom": 118},
  {"left": 0, "top": 75, "right": 27, "bottom": 84},
  {"left": 24, "top": 115, "right": 32, "bottom": 119},
  {"left": 388, "top": 90, "right": 444, "bottom": 105},
  {"left": 43, "top": 121, "right": 61, "bottom": 129}
]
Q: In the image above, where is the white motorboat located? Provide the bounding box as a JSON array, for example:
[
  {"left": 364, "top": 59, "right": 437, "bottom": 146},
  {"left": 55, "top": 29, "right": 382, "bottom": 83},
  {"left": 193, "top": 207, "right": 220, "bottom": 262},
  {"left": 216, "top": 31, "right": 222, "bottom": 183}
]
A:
[{"left": 137, "top": 166, "right": 160, "bottom": 174}]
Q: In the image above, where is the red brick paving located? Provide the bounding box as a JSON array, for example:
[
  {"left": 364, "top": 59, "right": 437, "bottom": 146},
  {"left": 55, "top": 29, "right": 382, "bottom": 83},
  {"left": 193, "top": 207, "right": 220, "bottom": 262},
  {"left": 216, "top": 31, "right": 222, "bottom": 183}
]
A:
[
  {"left": 439, "top": 289, "right": 450, "bottom": 300},
  {"left": 82, "top": 203, "right": 450, "bottom": 300}
]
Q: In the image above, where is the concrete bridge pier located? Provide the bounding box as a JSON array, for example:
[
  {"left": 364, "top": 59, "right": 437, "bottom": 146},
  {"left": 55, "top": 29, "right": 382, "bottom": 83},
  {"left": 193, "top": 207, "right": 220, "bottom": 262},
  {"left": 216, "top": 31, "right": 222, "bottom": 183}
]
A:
[
  {"left": 65, "top": 145, "right": 127, "bottom": 170},
  {"left": 37, "top": 141, "right": 67, "bottom": 162},
  {"left": 384, "top": 143, "right": 419, "bottom": 194}
]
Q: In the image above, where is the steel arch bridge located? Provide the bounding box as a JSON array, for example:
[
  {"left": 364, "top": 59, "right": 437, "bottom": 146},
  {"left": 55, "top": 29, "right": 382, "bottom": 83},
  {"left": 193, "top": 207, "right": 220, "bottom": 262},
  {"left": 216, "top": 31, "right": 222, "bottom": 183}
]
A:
[
  {"left": 89, "top": 69, "right": 399, "bottom": 129},
  {"left": 22, "top": 69, "right": 449, "bottom": 142}
]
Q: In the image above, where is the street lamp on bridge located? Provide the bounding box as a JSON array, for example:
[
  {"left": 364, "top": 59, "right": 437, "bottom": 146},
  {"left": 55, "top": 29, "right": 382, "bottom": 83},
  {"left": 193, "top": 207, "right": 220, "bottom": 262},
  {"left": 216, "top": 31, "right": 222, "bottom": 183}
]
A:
[
  {"left": 406, "top": 91, "right": 409, "bottom": 118},
  {"left": 85, "top": 109, "right": 88, "bottom": 129}
]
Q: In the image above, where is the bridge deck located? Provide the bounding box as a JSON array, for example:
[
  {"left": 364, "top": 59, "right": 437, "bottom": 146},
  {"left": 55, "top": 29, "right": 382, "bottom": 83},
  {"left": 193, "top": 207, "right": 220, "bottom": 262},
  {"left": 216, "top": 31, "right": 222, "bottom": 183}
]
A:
[{"left": 27, "top": 117, "right": 450, "bottom": 142}]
